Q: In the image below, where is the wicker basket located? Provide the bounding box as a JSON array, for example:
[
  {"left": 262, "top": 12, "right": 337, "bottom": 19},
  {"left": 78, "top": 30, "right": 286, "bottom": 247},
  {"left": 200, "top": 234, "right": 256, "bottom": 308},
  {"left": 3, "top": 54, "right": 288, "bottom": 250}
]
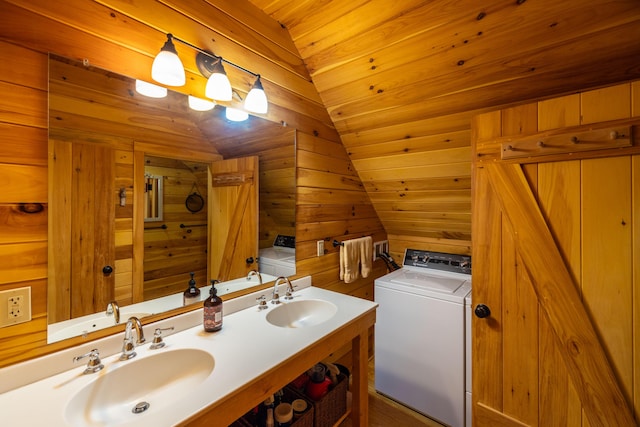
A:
[
  {"left": 287, "top": 373, "right": 348, "bottom": 427},
  {"left": 231, "top": 388, "right": 314, "bottom": 427},
  {"left": 284, "top": 387, "right": 314, "bottom": 427},
  {"left": 229, "top": 416, "right": 252, "bottom": 427}
]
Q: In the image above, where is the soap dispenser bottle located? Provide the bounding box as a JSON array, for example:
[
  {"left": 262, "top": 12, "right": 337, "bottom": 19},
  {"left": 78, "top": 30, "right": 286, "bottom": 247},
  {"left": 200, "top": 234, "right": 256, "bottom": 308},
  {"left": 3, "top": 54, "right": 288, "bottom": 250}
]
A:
[
  {"left": 183, "top": 272, "right": 201, "bottom": 306},
  {"left": 204, "top": 279, "right": 223, "bottom": 332}
]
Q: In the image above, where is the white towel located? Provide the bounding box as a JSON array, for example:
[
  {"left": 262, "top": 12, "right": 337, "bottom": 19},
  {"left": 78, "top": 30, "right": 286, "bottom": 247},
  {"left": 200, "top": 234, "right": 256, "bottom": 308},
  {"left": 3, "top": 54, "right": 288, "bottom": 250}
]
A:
[
  {"left": 359, "top": 236, "right": 373, "bottom": 278},
  {"left": 339, "top": 236, "right": 373, "bottom": 283},
  {"left": 340, "top": 238, "right": 361, "bottom": 283}
]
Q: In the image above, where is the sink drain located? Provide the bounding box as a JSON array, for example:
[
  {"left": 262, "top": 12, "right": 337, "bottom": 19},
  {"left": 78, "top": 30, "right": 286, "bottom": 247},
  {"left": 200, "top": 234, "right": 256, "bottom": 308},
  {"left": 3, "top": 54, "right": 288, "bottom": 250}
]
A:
[{"left": 132, "top": 401, "right": 150, "bottom": 414}]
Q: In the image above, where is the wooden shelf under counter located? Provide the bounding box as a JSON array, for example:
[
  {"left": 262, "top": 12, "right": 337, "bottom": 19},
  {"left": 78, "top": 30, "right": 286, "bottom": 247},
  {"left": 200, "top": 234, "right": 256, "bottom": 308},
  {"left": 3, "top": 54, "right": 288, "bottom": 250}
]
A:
[{"left": 180, "top": 309, "right": 376, "bottom": 427}]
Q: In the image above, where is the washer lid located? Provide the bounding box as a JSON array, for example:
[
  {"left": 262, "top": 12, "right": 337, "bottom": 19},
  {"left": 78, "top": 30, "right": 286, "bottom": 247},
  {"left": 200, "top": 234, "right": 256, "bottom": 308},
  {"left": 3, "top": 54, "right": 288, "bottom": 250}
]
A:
[
  {"left": 259, "top": 247, "right": 295, "bottom": 262},
  {"left": 389, "top": 270, "right": 468, "bottom": 294}
]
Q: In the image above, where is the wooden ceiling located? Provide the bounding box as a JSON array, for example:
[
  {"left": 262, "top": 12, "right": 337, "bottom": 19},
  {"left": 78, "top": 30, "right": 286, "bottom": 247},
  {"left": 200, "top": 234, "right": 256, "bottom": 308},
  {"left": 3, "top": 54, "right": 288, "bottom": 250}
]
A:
[
  {"left": 248, "top": 0, "right": 640, "bottom": 242},
  {"left": 251, "top": 0, "right": 640, "bottom": 131},
  {"left": 3, "top": 0, "right": 639, "bottom": 245}
]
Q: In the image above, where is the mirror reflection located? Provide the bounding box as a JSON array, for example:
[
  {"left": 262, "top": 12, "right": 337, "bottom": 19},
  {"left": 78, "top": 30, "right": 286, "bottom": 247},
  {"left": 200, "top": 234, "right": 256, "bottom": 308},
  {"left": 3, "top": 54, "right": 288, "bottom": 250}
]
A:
[
  {"left": 47, "top": 54, "right": 296, "bottom": 343},
  {"left": 143, "top": 156, "right": 208, "bottom": 301},
  {"left": 143, "top": 173, "right": 164, "bottom": 222}
]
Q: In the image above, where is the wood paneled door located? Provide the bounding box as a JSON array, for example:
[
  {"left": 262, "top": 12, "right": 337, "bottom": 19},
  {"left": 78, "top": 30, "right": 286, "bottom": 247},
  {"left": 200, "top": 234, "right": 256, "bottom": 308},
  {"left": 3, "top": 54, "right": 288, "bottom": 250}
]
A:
[
  {"left": 49, "top": 140, "right": 116, "bottom": 322},
  {"left": 209, "top": 156, "right": 259, "bottom": 281},
  {"left": 471, "top": 83, "right": 640, "bottom": 426}
]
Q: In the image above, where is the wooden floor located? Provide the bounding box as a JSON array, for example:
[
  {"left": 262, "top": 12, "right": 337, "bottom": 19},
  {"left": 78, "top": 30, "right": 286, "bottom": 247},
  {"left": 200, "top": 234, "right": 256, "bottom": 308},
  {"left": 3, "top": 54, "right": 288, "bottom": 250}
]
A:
[{"left": 339, "top": 359, "right": 445, "bottom": 427}]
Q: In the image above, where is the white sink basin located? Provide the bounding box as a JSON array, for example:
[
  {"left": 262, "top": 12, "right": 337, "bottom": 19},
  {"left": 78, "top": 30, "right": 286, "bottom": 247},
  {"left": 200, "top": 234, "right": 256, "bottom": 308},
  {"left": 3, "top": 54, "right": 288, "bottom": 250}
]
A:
[
  {"left": 65, "top": 348, "right": 214, "bottom": 426},
  {"left": 266, "top": 299, "right": 337, "bottom": 328}
]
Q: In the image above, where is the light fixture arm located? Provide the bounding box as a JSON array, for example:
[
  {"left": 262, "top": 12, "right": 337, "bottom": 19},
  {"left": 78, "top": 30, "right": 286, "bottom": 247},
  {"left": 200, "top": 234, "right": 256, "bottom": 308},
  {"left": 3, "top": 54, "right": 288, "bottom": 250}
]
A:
[{"left": 169, "top": 34, "right": 259, "bottom": 78}]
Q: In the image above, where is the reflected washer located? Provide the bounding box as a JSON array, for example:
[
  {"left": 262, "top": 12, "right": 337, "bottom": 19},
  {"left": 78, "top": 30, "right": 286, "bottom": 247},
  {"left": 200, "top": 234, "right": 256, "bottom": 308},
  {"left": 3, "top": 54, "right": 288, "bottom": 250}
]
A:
[
  {"left": 258, "top": 235, "right": 295, "bottom": 277},
  {"left": 374, "top": 249, "right": 472, "bottom": 427}
]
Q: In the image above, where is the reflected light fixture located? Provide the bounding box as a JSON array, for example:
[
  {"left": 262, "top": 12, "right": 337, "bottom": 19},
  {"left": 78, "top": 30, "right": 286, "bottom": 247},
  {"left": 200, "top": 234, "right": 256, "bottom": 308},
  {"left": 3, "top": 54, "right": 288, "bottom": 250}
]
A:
[
  {"left": 225, "top": 107, "right": 249, "bottom": 122},
  {"left": 135, "top": 79, "right": 168, "bottom": 98},
  {"left": 151, "top": 34, "right": 185, "bottom": 86},
  {"left": 244, "top": 75, "right": 268, "bottom": 114},
  {"left": 151, "top": 33, "right": 268, "bottom": 111},
  {"left": 188, "top": 95, "right": 216, "bottom": 111}
]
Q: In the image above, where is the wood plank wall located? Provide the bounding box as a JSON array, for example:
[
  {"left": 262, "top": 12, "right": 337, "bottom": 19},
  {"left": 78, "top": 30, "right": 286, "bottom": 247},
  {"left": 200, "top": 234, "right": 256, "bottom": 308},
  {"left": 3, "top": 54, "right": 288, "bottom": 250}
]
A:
[
  {"left": 0, "top": 41, "right": 54, "bottom": 365},
  {"left": 143, "top": 158, "right": 209, "bottom": 301},
  {"left": 295, "top": 130, "right": 386, "bottom": 297},
  {"left": 295, "top": 130, "right": 385, "bottom": 363},
  {"left": 0, "top": 1, "right": 383, "bottom": 369},
  {"left": 472, "top": 82, "right": 640, "bottom": 425},
  {"left": 345, "top": 110, "right": 474, "bottom": 261}
]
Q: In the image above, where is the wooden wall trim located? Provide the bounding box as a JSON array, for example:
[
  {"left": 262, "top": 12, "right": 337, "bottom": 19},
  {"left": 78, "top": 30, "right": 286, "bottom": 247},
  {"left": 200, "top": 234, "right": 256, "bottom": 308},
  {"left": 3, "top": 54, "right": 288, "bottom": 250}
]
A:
[{"left": 483, "top": 162, "right": 635, "bottom": 426}]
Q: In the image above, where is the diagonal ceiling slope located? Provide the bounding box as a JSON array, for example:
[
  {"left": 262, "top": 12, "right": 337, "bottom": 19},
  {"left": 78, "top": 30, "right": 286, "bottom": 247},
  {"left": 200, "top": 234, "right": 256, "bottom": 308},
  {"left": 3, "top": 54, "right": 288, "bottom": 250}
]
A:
[{"left": 249, "top": 0, "right": 640, "bottom": 243}]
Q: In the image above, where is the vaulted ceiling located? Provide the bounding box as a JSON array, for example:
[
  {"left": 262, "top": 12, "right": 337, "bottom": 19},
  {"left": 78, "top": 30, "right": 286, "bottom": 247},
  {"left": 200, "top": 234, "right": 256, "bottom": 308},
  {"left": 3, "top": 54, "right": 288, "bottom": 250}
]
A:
[
  {"left": 3, "top": 0, "right": 639, "bottom": 244},
  {"left": 252, "top": 0, "right": 640, "bottom": 132},
  {"left": 248, "top": 0, "right": 640, "bottom": 242}
]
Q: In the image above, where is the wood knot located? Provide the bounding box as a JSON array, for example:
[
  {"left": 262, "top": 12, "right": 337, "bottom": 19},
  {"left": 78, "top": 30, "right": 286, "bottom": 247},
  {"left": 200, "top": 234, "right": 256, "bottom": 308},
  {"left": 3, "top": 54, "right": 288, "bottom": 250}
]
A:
[
  {"left": 19, "top": 203, "right": 44, "bottom": 214},
  {"left": 476, "top": 12, "right": 486, "bottom": 20},
  {"left": 568, "top": 340, "right": 580, "bottom": 356}
]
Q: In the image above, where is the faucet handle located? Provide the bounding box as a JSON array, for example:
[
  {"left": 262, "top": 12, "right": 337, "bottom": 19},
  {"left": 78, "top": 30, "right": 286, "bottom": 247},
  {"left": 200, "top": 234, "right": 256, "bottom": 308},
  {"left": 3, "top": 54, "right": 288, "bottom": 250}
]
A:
[
  {"left": 73, "top": 349, "right": 104, "bottom": 374},
  {"left": 256, "top": 295, "right": 268, "bottom": 310},
  {"left": 271, "top": 291, "right": 280, "bottom": 305},
  {"left": 150, "top": 326, "right": 175, "bottom": 350}
]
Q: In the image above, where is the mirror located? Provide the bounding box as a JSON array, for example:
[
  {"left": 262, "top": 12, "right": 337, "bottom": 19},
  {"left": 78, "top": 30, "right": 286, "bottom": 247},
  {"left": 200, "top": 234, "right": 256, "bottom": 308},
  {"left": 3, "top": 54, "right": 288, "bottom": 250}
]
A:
[
  {"left": 142, "top": 156, "right": 209, "bottom": 301},
  {"left": 47, "top": 54, "right": 296, "bottom": 343}
]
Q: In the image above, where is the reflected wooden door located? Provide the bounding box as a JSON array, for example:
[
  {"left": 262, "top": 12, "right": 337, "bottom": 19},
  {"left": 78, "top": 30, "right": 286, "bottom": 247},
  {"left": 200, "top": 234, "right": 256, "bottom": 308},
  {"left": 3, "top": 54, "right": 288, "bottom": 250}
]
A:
[
  {"left": 209, "top": 156, "right": 259, "bottom": 281},
  {"left": 49, "top": 140, "right": 116, "bottom": 321}
]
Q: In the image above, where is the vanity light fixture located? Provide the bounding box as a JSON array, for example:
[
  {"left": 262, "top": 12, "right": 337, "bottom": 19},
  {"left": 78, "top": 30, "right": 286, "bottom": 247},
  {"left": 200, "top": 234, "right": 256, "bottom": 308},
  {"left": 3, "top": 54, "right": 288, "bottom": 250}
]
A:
[
  {"left": 151, "top": 34, "right": 185, "bottom": 86},
  {"left": 135, "top": 80, "right": 168, "bottom": 98},
  {"left": 203, "top": 56, "right": 233, "bottom": 101},
  {"left": 225, "top": 107, "right": 249, "bottom": 122},
  {"left": 188, "top": 95, "right": 216, "bottom": 112},
  {"left": 244, "top": 75, "right": 268, "bottom": 114},
  {"left": 151, "top": 33, "right": 268, "bottom": 113}
]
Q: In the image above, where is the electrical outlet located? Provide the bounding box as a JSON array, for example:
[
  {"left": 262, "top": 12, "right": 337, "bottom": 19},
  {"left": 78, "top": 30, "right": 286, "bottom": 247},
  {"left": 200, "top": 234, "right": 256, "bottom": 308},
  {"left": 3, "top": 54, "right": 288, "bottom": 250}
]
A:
[
  {"left": 373, "top": 240, "right": 389, "bottom": 260},
  {"left": 0, "top": 287, "right": 31, "bottom": 328},
  {"left": 317, "top": 240, "right": 325, "bottom": 256}
]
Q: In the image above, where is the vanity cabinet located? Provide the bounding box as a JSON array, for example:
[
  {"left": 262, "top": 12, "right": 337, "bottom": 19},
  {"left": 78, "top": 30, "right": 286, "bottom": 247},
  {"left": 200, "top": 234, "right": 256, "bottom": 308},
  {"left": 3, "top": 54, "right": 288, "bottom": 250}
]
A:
[{"left": 182, "top": 309, "right": 375, "bottom": 427}]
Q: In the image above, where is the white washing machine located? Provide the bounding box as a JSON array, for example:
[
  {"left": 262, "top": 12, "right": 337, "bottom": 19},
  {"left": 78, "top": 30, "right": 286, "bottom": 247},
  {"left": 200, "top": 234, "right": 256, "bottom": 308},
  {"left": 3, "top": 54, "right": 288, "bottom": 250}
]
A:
[
  {"left": 258, "top": 235, "right": 296, "bottom": 277},
  {"left": 375, "top": 249, "right": 472, "bottom": 427}
]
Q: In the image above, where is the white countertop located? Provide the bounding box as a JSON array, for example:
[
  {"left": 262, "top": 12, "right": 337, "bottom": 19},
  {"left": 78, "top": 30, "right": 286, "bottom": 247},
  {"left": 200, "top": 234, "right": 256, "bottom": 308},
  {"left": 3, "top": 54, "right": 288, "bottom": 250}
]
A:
[{"left": 0, "top": 280, "right": 377, "bottom": 426}]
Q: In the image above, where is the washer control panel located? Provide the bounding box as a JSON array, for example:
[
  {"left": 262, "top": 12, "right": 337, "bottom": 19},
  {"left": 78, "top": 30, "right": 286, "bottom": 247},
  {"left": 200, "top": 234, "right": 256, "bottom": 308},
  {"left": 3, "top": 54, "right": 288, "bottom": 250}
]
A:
[
  {"left": 403, "top": 249, "right": 471, "bottom": 275},
  {"left": 273, "top": 234, "right": 296, "bottom": 249}
]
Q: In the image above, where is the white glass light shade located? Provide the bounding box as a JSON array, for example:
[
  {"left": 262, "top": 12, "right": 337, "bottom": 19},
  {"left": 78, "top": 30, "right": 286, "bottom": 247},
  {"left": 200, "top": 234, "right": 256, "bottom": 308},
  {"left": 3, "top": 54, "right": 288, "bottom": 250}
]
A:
[
  {"left": 188, "top": 96, "right": 216, "bottom": 111},
  {"left": 135, "top": 80, "right": 168, "bottom": 98},
  {"left": 151, "top": 41, "right": 185, "bottom": 86},
  {"left": 205, "top": 62, "right": 232, "bottom": 101},
  {"left": 225, "top": 107, "right": 248, "bottom": 122},
  {"left": 244, "top": 77, "right": 268, "bottom": 114}
]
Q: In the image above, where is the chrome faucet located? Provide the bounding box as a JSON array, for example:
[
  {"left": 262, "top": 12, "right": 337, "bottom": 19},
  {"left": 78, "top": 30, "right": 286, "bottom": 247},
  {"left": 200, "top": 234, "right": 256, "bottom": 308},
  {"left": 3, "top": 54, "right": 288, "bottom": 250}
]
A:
[
  {"left": 272, "top": 276, "right": 294, "bottom": 304},
  {"left": 247, "top": 269, "right": 263, "bottom": 285},
  {"left": 120, "top": 316, "right": 146, "bottom": 360},
  {"left": 106, "top": 300, "right": 120, "bottom": 324},
  {"left": 73, "top": 348, "right": 104, "bottom": 374}
]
